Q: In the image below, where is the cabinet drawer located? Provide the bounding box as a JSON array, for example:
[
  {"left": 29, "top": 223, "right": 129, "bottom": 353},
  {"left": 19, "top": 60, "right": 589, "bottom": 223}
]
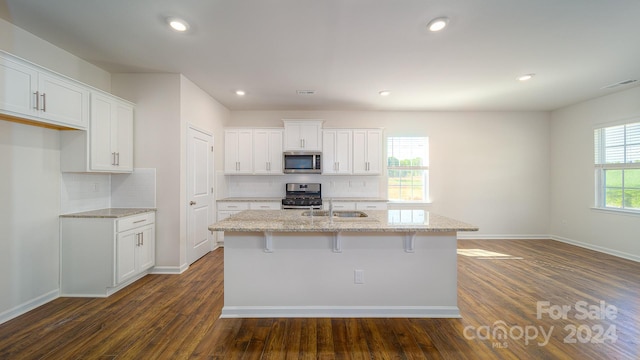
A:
[
  {"left": 218, "top": 202, "right": 250, "bottom": 211},
  {"left": 356, "top": 202, "right": 388, "bottom": 210},
  {"left": 117, "top": 212, "right": 155, "bottom": 232},
  {"left": 249, "top": 202, "right": 281, "bottom": 210}
]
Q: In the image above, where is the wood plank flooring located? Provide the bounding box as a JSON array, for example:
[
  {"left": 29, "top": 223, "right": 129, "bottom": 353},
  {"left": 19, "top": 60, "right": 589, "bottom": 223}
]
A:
[{"left": 1, "top": 239, "right": 639, "bottom": 359}]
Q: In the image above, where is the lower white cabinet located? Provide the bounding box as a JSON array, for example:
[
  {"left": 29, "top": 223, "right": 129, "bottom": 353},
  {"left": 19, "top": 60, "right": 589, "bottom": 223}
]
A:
[
  {"left": 323, "top": 201, "right": 388, "bottom": 211},
  {"left": 60, "top": 211, "right": 155, "bottom": 297}
]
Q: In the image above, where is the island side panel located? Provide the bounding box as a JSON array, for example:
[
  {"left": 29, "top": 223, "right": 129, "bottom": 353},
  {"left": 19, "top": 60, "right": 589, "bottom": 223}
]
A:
[{"left": 222, "top": 231, "right": 459, "bottom": 318}]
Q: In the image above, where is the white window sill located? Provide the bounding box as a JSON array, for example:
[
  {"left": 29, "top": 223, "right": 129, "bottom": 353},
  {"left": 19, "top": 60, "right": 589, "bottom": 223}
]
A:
[{"left": 591, "top": 207, "right": 640, "bottom": 217}]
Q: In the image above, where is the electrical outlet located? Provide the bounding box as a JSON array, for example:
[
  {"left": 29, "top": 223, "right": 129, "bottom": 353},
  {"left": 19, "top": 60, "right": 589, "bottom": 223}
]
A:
[{"left": 354, "top": 269, "right": 364, "bottom": 284}]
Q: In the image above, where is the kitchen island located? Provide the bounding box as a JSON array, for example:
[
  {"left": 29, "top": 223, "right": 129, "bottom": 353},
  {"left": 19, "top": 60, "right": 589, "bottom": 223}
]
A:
[{"left": 208, "top": 209, "right": 477, "bottom": 318}]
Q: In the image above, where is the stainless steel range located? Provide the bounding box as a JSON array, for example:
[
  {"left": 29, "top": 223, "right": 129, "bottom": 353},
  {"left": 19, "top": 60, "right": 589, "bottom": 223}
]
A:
[{"left": 281, "top": 183, "right": 322, "bottom": 209}]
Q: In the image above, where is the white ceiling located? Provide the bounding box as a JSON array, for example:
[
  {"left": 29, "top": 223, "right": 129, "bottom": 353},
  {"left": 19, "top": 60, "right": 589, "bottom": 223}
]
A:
[{"left": 1, "top": 0, "right": 640, "bottom": 112}]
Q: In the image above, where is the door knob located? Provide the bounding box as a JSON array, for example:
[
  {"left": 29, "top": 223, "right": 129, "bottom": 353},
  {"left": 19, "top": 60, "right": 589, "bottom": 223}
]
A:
[{"left": 190, "top": 201, "right": 196, "bottom": 205}]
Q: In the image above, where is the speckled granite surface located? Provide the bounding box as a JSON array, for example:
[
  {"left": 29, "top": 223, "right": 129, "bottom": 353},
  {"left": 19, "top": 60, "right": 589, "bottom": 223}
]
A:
[
  {"left": 208, "top": 209, "right": 478, "bottom": 233},
  {"left": 60, "top": 208, "right": 156, "bottom": 218}
]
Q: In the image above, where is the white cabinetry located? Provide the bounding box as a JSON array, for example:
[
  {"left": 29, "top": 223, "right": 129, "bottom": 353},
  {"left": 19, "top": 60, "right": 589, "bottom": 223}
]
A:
[
  {"left": 323, "top": 201, "right": 387, "bottom": 211},
  {"left": 60, "top": 211, "right": 156, "bottom": 297},
  {"left": 353, "top": 129, "right": 383, "bottom": 175},
  {"left": 224, "top": 129, "right": 253, "bottom": 174},
  {"left": 0, "top": 51, "right": 89, "bottom": 129},
  {"left": 253, "top": 129, "right": 283, "bottom": 174},
  {"left": 60, "top": 91, "right": 134, "bottom": 173},
  {"left": 356, "top": 202, "right": 388, "bottom": 210},
  {"left": 322, "top": 129, "right": 352, "bottom": 174},
  {"left": 283, "top": 120, "right": 322, "bottom": 151}
]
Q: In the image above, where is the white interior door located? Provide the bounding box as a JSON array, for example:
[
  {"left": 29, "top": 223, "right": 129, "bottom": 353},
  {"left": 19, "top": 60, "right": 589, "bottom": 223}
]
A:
[{"left": 187, "top": 126, "right": 214, "bottom": 264}]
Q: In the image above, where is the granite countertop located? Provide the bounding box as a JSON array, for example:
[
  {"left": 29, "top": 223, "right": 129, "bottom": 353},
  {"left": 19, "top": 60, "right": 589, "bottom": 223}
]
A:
[
  {"left": 60, "top": 208, "right": 156, "bottom": 218},
  {"left": 208, "top": 209, "right": 478, "bottom": 233}
]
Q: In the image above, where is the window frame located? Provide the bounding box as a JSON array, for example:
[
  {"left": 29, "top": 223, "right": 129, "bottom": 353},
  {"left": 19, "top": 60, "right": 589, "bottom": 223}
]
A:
[
  {"left": 386, "top": 136, "right": 430, "bottom": 203},
  {"left": 593, "top": 119, "right": 640, "bottom": 214}
]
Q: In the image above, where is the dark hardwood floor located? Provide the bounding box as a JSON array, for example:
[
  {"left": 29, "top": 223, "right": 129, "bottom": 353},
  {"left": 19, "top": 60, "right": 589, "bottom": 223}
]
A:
[{"left": 1, "top": 239, "right": 639, "bottom": 359}]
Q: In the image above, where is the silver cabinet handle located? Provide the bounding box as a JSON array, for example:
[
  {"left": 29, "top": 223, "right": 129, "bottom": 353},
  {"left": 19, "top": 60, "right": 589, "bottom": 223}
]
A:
[
  {"left": 116, "top": 152, "right": 120, "bottom": 166},
  {"left": 41, "top": 93, "right": 46, "bottom": 111},
  {"left": 141, "top": 232, "right": 144, "bottom": 246},
  {"left": 112, "top": 152, "right": 117, "bottom": 166},
  {"left": 133, "top": 219, "right": 147, "bottom": 224},
  {"left": 33, "top": 91, "right": 39, "bottom": 110},
  {"left": 190, "top": 201, "right": 196, "bottom": 205}
]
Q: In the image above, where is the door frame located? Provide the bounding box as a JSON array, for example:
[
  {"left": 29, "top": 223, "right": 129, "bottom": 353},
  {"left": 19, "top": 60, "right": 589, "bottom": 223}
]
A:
[{"left": 186, "top": 123, "right": 215, "bottom": 265}]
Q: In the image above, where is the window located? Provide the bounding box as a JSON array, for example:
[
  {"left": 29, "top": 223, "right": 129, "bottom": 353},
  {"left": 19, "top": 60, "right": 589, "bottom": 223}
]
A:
[
  {"left": 594, "top": 121, "right": 640, "bottom": 211},
  {"left": 387, "top": 137, "right": 429, "bottom": 201}
]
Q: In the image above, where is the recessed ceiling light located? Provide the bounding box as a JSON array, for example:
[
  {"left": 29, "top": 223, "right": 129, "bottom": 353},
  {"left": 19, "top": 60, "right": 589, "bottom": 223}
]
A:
[
  {"left": 379, "top": 90, "right": 391, "bottom": 96},
  {"left": 235, "top": 90, "right": 246, "bottom": 96},
  {"left": 427, "top": 17, "right": 449, "bottom": 32},
  {"left": 167, "top": 17, "right": 189, "bottom": 32},
  {"left": 517, "top": 74, "right": 535, "bottom": 81}
]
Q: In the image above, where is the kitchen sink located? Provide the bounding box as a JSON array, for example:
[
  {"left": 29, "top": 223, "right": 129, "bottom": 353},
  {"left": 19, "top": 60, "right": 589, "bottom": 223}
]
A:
[{"left": 301, "top": 210, "right": 368, "bottom": 218}]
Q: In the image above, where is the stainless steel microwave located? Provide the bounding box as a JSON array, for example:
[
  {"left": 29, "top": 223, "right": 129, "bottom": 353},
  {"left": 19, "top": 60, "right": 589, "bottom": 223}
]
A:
[{"left": 283, "top": 152, "right": 322, "bottom": 174}]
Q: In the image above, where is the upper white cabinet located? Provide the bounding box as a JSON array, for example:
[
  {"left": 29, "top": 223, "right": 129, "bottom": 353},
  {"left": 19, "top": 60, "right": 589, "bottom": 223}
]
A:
[
  {"left": 253, "top": 129, "right": 283, "bottom": 175},
  {"left": 283, "top": 120, "right": 322, "bottom": 151},
  {"left": 224, "top": 129, "right": 253, "bottom": 174},
  {"left": 353, "top": 129, "right": 383, "bottom": 175},
  {"left": 0, "top": 51, "right": 89, "bottom": 129},
  {"left": 322, "top": 129, "right": 352, "bottom": 175},
  {"left": 61, "top": 91, "right": 134, "bottom": 173}
]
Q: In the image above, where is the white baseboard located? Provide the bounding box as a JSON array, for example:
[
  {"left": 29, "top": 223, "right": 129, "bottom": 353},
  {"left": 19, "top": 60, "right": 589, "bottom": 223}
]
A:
[
  {"left": 150, "top": 263, "right": 189, "bottom": 274},
  {"left": 0, "top": 289, "right": 59, "bottom": 325},
  {"left": 551, "top": 235, "right": 640, "bottom": 263},
  {"left": 220, "top": 306, "right": 461, "bottom": 318}
]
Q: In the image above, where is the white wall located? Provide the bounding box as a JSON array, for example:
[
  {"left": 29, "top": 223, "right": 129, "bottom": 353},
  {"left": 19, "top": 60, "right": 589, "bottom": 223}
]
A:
[
  {"left": 0, "top": 18, "right": 110, "bottom": 91},
  {"left": 111, "top": 74, "right": 182, "bottom": 269},
  {"left": 550, "top": 86, "right": 640, "bottom": 260},
  {"left": 230, "top": 111, "right": 551, "bottom": 237},
  {"left": 0, "top": 19, "right": 112, "bottom": 323},
  {"left": 111, "top": 74, "right": 231, "bottom": 271}
]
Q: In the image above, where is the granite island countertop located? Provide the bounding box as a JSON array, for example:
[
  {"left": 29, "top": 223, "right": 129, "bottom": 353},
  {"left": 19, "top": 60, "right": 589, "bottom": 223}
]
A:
[
  {"left": 208, "top": 209, "right": 478, "bottom": 233},
  {"left": 60, "top": 208, "right": 156, "bottom": 218}
]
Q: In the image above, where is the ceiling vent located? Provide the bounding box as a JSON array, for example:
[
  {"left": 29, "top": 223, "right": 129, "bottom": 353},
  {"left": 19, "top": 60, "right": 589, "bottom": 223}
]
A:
[
  {"left": 601, "top": 79, "right": 638, "bottom": 89},
  {"left": 296, "top": 90, "right": 316, "bottom": 95}
]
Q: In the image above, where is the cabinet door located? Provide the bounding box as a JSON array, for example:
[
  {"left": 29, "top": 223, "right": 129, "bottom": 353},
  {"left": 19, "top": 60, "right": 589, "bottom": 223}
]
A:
[
  {"left": 253, "top": 130, "right": 270, "bottom": 173},
  {"left": 137, "top": 225, "right": 155, "bottom": 272},
  {"left": 114, "top": 101, "right": 134, "bottom": 171},
  {"left": 253, "top": 130, "right": 283, "bottom": 174},
  {"left": 116, "top": 229, "right": 138, "bottom": 284},
  {"left": 224, "top": 130, "right": 240, "bottom": 173},
  {"left": 352, "top": 130, "right": 368, "bottom": 174},
  {"left": 284, "top": 123, "right": 303, "bottom": 150},
  {"left": 334, "top": 130, "right": 352, "bottom": 174},
  {"left": 267, "top": 130, "right": 283, "bottom": 173},
  {"left": 38, "top": 72, "right": 88, "bottom": 128},
  {"left": 0, "top": 56, "right": 38, "bottom": 117},
  {"left": 365, "top": 130, "right": 382, "bottom": 174},
  {"left": 353, "top": 130, "right": 382, "bottom": 175},
  {"left": 90, "top": 93, "right": 116, "bottom": 171},
  {"left": 224, "top": 130, "right": 253, "bottom": 174},
  {"left": 299, "top": 123, "right": 321, "bottom": 150},
  {"left": 322, "top": 131, "right": 337, "bottom": 174}
]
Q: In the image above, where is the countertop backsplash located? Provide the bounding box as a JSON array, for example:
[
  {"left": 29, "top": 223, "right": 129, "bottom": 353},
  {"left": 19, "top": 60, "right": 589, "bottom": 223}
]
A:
[
  {"left": 222, "top": 174, "right": 384, "bottom": 199},
  {"left": 60, "top": 168, "right": 156, "bottom": 214}
]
